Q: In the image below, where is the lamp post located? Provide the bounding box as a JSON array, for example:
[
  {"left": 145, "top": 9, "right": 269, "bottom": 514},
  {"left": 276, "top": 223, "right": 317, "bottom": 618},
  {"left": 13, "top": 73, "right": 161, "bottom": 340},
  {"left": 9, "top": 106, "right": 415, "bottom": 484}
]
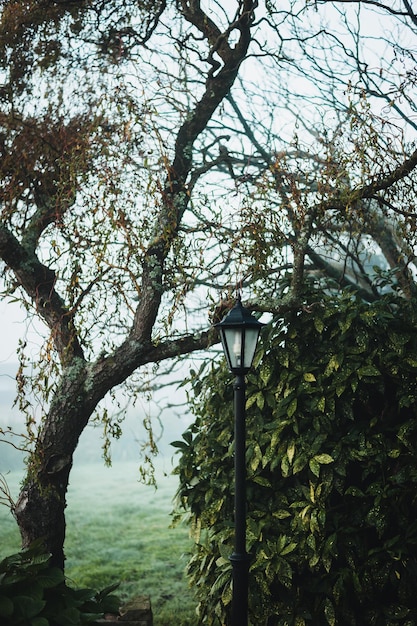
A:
[{"left": 215, "top": 294, "right": 264, "bottom": 626}]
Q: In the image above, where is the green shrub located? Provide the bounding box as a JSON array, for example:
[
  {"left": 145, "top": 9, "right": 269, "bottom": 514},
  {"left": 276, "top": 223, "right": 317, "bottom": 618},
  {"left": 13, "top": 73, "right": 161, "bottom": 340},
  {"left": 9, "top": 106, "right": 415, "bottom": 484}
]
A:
[
  {"left": 174, "top": 289, "right": 417, "bottom": 625},
  {"left": 0, "top": 540, "right": 120, "bottom": 626}
]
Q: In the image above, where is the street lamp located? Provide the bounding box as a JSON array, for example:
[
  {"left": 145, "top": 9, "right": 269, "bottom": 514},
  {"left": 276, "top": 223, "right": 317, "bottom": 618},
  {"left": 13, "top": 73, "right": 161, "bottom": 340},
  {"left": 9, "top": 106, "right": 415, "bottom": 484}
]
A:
[{"left": 215, "top": 294, "right": 264, "bottom": 626}]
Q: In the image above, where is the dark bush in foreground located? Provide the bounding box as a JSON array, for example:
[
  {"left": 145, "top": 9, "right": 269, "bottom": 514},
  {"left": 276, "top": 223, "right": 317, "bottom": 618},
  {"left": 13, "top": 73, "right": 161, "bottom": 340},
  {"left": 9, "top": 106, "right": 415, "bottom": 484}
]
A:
[
  {"left": 0, "top": 540, "right": 120, "bottom": 626},
  {"left": 174, "top": 289, "right": 417, "bottom": 625}
]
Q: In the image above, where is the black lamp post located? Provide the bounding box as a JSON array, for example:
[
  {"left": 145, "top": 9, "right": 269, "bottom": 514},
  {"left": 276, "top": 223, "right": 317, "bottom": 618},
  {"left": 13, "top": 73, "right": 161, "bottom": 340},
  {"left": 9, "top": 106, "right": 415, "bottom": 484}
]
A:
[{"left": 215, "top": 294, "right": 264, "bottom": 626}]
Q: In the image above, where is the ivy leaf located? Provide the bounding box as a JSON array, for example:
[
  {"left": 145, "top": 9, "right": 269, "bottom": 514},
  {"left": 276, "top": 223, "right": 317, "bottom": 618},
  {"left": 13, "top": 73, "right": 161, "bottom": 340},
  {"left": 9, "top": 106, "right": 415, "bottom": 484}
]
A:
[
  {"left": 280, "top": 541, "right": 298, "bottom": 556},
  {"left": 293, "top": 453, "right": 307, "bottom": 474},
  {"left": 287, "top": 442, "right": 296, "bottom": 465},
  {"left": 260, "top": 363, "right": 272, "bottom": 385},
  {"left": 170, "top": 440, "right": 188, "bottom": 449},
  {"left": 252, "top": 476, "right": 271, "bottom": 488},
  {"left": 256, "top": 392, "right": 265, "bottom": 410},
  {"left": 314, "top": 454, "right": 334, "bottom": 465},
  {"left": 317, "top": 396, "right": 326, "bottom": 412},
  {"left": 304, "top": 372, "right": 316, "bottom": 382},
  {"left": 287, "top": 397, "right": 298, "bottom": 417},
  {"left": 273, "top": 509, "right": 291, "bottom": 519},
  {"left": 357, "top": 365, "right": 381, "bottom": 377},
  {"left": 309, "top": 458, "right": 320, "bottom": 477},
  {"left": 314, "top": 317, "right": 325, "bottom": 333},
  {"left": 324, "top": 355, "right": 340, "bottom": 376},
  {"left": 324, "top": 597, "right": 336, "bottom": 626}
]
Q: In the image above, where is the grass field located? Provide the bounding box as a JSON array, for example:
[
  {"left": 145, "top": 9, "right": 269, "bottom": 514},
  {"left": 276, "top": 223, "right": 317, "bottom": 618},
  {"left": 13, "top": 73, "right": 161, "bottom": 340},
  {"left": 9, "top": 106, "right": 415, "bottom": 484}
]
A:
[{"left": 0, "top": 458, "right": 198, "bottom": 625}]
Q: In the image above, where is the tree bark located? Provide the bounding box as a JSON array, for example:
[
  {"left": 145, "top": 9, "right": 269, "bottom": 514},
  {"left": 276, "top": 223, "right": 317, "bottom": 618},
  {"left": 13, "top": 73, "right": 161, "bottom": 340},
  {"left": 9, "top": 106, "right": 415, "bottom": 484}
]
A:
[{"left": 13, "top": 359, "right": 93, "bottom": 569}]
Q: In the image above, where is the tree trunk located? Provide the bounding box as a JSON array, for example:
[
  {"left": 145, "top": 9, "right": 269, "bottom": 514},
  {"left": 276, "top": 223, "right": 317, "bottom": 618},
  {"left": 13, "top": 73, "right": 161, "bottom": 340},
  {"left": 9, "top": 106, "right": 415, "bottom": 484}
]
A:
[
  {"left": 14, "top": 468, "right": 72, "bottom": 570},
  {"left": 14, "top": 359, "right": 94, "bottom": 570}
]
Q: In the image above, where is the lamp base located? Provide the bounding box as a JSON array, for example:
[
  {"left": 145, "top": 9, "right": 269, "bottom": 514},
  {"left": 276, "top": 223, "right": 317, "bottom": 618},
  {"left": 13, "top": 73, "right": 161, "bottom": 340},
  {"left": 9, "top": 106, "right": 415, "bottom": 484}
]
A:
[{"left": 229, "top": 551, "right": 251, "bottom": 626}]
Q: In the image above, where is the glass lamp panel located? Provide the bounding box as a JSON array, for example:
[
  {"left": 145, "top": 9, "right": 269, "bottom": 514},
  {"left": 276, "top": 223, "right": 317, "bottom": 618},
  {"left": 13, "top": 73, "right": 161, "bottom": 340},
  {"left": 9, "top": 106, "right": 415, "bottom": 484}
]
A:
[
  {"left": 232, "top": 329, "right": 243, "bottom": 368},
  {"left": 222, "top": 327, "right": 244, "bottom": 370},
  {"left": 243, "top": 328, "right": 260, "bottom": 369}
]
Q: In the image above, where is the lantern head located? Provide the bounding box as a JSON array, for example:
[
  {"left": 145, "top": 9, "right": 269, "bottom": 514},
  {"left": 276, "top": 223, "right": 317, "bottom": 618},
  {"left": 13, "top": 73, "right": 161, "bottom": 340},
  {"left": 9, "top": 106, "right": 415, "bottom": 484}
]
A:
[{"left": 214, "top": 295, "right": 264, "bottom": 374}]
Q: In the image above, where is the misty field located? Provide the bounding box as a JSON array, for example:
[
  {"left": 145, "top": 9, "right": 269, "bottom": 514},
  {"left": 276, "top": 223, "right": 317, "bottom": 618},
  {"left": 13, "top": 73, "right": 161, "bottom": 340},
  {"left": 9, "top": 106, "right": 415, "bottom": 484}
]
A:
[{"left": 0, "top": 459, "right": 197, "bottom": 626}]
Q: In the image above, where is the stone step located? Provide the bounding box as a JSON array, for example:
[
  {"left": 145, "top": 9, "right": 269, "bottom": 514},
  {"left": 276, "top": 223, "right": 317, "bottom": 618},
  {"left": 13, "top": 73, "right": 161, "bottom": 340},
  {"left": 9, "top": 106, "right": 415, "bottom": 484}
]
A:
[{"left": 94, "top": 595, "right": 153, "bottom": 626}]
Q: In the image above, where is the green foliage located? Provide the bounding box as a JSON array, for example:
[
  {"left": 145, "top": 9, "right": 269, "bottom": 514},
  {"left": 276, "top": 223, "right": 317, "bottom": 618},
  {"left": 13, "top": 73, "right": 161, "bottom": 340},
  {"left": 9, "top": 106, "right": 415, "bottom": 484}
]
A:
[
  {"left": 0, "top": 540, "right": 120, "bottom": 626},
  {"left": 174, "top": 288, "right": 417, "bottom": 625}
]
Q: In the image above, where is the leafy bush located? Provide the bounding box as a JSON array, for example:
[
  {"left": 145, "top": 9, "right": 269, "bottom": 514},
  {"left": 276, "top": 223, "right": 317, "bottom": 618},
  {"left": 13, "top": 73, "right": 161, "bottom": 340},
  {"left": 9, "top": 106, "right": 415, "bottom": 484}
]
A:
[
  {"left": 174, "top": 289, "right": 417, "bottom": 625},
  {"left": 0, "top": 540, "right": 120, "bottom": 626}
]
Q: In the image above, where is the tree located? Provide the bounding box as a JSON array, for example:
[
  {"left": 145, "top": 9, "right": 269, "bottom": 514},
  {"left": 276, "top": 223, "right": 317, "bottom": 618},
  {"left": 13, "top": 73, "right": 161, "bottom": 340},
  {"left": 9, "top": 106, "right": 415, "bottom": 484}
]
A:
[
  {"left": 0, "top": 0, "right": 258, "bottom": 569},
  {"left": 174, "top": 287, "right": 417, "bottom": 625},
  {"left": 0, "top": 0, "right": 416, "bottom": 572},
  {"left": 223, "top": 0, "right": 417, "bottom": 306}
]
